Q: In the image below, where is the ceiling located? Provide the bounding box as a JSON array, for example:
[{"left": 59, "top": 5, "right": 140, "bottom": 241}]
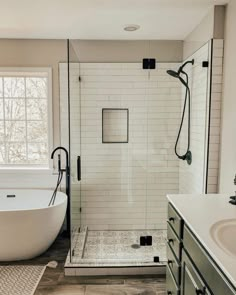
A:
[{"left": 0, "top": 0, "right": 229, "bottom": 40}]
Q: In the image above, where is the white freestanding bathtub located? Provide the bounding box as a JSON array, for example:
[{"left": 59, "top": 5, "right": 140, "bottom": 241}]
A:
[{"left": 0, "top": 189, "right": 67, "bottom": 261}]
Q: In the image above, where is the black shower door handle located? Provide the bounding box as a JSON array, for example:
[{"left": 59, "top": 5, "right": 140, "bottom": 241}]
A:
[{"left": 77, "top": 156, "right": 81, "bottom": 181}]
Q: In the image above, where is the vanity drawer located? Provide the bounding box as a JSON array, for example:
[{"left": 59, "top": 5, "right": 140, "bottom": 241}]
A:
[
  {"left": 166, "top": 264, "right": 180, "bottom": 295},
  {"left": 168, "top": 203, "right": 184, "bottom": 239},
  {"left": 183, "top": 225, "right": 236, "bottom": 295},
  {"left": 182, "top": 249, "right": 211, "bottom": 295},
  {"left": 167, "top": 221, "right": 182, "bottom": 261},
  {"left": 167, "top": 242, "right": 181, "bottom": 285}
]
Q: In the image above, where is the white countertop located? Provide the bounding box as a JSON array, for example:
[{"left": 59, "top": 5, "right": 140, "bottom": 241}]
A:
[{"left": 167, "top": 194, "right": 236, "bottom": 288}]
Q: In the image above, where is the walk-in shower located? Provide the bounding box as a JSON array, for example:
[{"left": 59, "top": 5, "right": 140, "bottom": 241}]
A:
[
  {"left": 167, "top": 59, "right": 194, "bottom": 165},
  {"left": 61, "top": 39, "right": 212, "bottom": 273}
]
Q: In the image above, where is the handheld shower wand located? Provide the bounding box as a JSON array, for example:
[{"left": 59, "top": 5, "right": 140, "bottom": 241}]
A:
[{"left": 167, "top": 59, "right": 194, "bottom": 165}]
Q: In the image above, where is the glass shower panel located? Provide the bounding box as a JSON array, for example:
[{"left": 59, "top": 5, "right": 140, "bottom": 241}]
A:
[
  {"left": 178, "top": 42, "right": 210, "bottom": 195},
  {"left": 79, "top": 62, "right": 150, "bottom": 264},
  {"left": 67, "top": 40, "right": 81, "bottom": 263},
  {"left": 146, "top": 62, "right": 182, "bottom": 234}
]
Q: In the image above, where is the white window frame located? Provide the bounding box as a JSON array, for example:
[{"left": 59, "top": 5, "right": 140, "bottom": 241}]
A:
[{"left": 0, "top": 67, "right": 53, "bottom": 172}]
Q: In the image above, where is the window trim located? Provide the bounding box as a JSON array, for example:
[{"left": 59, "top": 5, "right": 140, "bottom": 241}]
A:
[{"left": 0, "top": 67, "right": 53, "bottom": 171}]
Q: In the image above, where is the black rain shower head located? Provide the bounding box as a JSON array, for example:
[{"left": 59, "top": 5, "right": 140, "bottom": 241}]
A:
[{"left": 166, "top": 70, "right": 179, "bottom": 78}]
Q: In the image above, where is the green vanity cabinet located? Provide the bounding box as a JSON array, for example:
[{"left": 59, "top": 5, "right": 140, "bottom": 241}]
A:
[
  {"left": 166, "top": 202, "right": 236, "bottom": 295},
  {"left": 166, "top": 203, "right": 183, "bottom": 295}
]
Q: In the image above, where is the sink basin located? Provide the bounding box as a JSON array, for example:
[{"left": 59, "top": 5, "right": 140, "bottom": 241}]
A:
[{"left": 210, "top": 219, "right": 236, "bottom": 258}]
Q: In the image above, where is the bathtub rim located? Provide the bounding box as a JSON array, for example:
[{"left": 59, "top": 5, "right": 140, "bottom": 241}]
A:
[{"left": 0, "top": 189, "right": 67, "bottom": 213}]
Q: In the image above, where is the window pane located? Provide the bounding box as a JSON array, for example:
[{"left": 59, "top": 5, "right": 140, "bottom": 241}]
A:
[
  {"left": 27, "top": 121, "right": 47, "bottom": 142},
  {"left": 0, "top": 100, "right": 3, "bottom": 120},
  {"left": 7, "top": 143, "right": 26, "bottom": 164},
  {"left": 0, "top": 71, "right": 50, "bottom": 166},
  {"left": 26, "top": 77, "right": 47, "bottom": 98},
  {"left": 0, "top": 121, "right": 4, "bottom": 141},
  {"left": 28, "top": 143, "right": 48, "bottom": 164},
  {"left": 4, "top": 99, "right": 25, "bottom": 120},
  {"left": 0, "top": 78, "right": 3, "bottom": 97},
  {"left": 5, "top": 121, "right": 26, "bottom": 142},
  {"left": 27, "top": 99, "right": 47, "bottom": 120},
  {"left": 0, "top": 144, "right": 5, "bottom": 164},
  {"left": 4, "top": 77, "right": 25, "bottom": 98}
]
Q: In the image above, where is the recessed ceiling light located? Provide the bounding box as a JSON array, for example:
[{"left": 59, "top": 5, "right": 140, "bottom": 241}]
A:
[{"left": 124, "top": 25, "right": 140, "bottom": 32}]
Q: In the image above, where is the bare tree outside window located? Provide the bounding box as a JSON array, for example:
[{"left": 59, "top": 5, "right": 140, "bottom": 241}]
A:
[{"left": 0, "top": 71, "right": 50, "bottom": 166}]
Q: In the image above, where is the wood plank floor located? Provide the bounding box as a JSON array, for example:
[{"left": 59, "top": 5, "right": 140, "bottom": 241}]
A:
[{"left": 2, "top": 234, "right": 166, "bottom": 295}]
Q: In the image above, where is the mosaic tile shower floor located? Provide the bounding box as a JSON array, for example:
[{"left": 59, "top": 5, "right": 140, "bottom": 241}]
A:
[{"left": 67, "top": 229, "right": 167, "bottom": 267}]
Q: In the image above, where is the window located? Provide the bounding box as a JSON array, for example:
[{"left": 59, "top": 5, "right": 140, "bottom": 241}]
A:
[{"left": 0, "top": 68, "right": 52, "bottom": 168}]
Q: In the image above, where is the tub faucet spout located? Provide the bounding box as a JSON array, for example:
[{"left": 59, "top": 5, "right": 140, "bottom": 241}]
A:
[{"left": 51, "top": 147, "right": 69, "bottom": 169}]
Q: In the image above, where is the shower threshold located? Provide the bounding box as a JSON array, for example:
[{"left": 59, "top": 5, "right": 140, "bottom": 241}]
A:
[{"left": 64, "top": 227, "right": 167, "bottom": 276}]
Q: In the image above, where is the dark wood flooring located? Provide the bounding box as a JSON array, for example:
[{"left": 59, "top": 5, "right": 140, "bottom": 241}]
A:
[{"left": 2, "top": 234, "right": 166, "bottom": 295}]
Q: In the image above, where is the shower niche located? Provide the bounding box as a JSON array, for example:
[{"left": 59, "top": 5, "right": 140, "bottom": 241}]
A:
[{"left": 102, "top": 108, "right": 129, "bottom": 143}]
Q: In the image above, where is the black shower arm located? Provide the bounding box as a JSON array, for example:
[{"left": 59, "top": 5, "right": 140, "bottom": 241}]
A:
[{"left": 178, "top": 59, "right": 194, "bottom": 74}]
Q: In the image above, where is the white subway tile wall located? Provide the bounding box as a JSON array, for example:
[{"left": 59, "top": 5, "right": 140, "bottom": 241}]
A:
[
  {"left": 60, "top": 62, "right": 182, "bottom": 230},
  {"left": 207, "top": 39, "right": 224, "bottom": 193},
  {"left": 179, "top": 42, "right": 210, "bottom": 194},
  {"left": 178, "top": 40, "right": 223, "bottom": 194}
]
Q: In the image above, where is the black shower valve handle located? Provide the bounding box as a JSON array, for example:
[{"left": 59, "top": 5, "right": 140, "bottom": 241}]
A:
[
  {"left": 57, "top": 154, "right": 66, "bottom": 173},
  {"left": 178, "top": 154, "right": 186, "bottom": 161}
]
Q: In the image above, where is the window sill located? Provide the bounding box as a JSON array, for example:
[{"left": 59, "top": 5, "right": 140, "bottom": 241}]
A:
[{"left": 0, "top": 167, "right": 54, "bottom": 174}]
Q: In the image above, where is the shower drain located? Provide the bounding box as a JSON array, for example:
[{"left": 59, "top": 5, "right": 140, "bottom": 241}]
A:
[{"left": 131, "top": 244, "right": 140, "bottom": 249}]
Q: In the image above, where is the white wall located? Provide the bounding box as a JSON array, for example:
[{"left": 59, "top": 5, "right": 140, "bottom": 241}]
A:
[
  {"left": 219, "top": 1, "right": 236, "bottom": 193},
  {"left": 183, "top": 8, "right": 214, "bottom": 60},
  {"left": 71, "top": 40, "right": 183, "bottom": 63},
  {"left": 183, "top": 6, "right": 225, "bottom": 60}
]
